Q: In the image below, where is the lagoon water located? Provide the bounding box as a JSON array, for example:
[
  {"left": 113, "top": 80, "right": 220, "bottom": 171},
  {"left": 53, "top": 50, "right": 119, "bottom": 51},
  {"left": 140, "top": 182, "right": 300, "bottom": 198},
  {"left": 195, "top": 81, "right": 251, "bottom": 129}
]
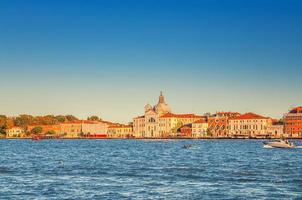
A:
[{"left": 0, "top": 139, "right": 302, "bottom": 200}]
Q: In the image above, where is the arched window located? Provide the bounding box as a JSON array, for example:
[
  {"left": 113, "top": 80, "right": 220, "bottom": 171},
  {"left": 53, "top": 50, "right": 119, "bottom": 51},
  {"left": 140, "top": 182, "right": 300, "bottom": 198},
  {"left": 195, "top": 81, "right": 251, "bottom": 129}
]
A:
[{"left": 149, "top": 118, "right": 156, "bottom": 123}]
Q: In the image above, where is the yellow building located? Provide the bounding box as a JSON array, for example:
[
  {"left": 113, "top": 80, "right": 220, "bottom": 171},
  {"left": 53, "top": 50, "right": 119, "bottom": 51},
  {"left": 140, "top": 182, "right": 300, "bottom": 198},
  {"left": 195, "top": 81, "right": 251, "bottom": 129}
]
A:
[
  {"left": 192, "top": 119, "right": 209, "bottom": 138},
  {"left": 60, "top": 122, "right": 82, "bottom": 138},
  {"left": 108, "top": 124, "right": 133, "bottom": 138},
  {"left": 267, "top": 124, "right": 284, "bottom": 138},
  {"left": 159, "top": 113, "right": 204, "bottom": 137},
  {"left": 133, "top": 115, "right": 145, "bottom": 138},
  {"left": 6, "top": 127, "right": 25, "bottom": 138}
]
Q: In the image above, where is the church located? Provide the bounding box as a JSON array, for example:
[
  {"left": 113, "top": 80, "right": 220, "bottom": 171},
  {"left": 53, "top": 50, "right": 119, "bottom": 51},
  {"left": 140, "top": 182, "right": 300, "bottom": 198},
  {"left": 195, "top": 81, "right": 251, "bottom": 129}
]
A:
[{"left": 133, "top": 92, "right": 203, "bottom": 138}]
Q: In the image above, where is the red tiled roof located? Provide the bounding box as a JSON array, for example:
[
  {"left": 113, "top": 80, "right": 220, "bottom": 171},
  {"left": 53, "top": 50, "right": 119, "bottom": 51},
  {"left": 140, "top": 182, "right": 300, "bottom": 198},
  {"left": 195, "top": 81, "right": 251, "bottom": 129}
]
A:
[
  {"left": 194, "top": 119, "right": 207, "bottom": 124},
  {"left": 109, "top": 124, "right": 132, "bottom": 129},
  {"left": 161, "top": 113, "right": 203, "bottom": 118},
  {"left": 217, "top": 112, "right": 241, "bottom": 116},
  {"left": 134, "top": 115, "right": 145, "bottom": 119},
  {"left": 99, "top": 120, "right": 116, "bottom": 125},
  {"left": 232, "top": 112, "right": 268, "bottom": 120},
  {"left": 290, "top": 106, "right": 302, "bottom": 113}
]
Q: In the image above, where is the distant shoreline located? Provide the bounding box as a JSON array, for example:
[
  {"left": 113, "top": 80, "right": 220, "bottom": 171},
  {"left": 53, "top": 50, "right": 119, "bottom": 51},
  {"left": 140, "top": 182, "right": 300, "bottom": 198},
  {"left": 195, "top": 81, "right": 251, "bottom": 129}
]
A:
[{"left": 2, "top": 138, "right": 302, "bottom": 140}]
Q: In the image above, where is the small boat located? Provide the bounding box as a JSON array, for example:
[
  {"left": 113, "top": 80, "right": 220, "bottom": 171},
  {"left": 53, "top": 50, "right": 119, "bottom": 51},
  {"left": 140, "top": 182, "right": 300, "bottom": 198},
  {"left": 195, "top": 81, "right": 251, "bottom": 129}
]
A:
[
  {"left": 263, "top": 139, "right": 295, "bottom": 148},
  {"left": 183, "top": 144, "right": 193, "bottom": 149}
]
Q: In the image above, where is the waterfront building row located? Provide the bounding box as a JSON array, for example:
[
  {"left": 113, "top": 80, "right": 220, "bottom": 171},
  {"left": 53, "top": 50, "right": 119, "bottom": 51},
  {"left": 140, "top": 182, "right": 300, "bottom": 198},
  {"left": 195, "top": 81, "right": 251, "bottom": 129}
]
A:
[
  {"left": 6, "top": 120, "right": 133, "bottom": 139},
  {"left": 3, "top": 93, "right": 301, "bottom": 139},
  {"left": 132, "top": 92, "right": 301, "bottom": 139}
]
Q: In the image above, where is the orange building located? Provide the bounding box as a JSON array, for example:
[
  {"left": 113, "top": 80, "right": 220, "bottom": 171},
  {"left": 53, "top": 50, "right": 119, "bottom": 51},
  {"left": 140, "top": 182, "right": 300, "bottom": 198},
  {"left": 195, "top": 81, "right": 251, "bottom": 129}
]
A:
[
  {"left": 284, "top": 107, "right": 302, "bottom": 138},
  {"left": 207, "top": 112, "right": 241, "bottom": 138}
]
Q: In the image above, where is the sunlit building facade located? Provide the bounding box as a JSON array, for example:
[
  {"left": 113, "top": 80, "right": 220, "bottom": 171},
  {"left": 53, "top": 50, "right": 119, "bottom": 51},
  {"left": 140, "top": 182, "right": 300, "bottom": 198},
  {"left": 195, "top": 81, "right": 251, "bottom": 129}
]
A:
[
  {"left": 133, "top": 92, "right": 203, "bottom": 138},
  {"left": 229, "top": 113, "right": 272, "bottom": 138},
  {"left": 108, "top": 124, "right": 133, "bottom": 138},
  {"left": 6, "top": 127, "right": 25, "bottom": 138},
  {"left": 192, "top": 119, "right": 208, "bottom": 138},
  {"left": 208, "top": 112, "right": 241, "bottom": 138},
  {"left": 284, "top": 106, "right": 302, "bottom": 138}
]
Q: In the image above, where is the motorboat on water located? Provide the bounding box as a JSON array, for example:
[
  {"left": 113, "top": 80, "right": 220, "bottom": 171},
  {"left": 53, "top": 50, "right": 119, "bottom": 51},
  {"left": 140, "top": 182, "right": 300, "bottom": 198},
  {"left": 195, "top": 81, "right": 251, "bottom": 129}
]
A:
[
  {"left": 263, "top": 139, "right": 295, "bottom": 148},
  {"left": 183, "top": 144, "right": 193, "bottom": 149}
]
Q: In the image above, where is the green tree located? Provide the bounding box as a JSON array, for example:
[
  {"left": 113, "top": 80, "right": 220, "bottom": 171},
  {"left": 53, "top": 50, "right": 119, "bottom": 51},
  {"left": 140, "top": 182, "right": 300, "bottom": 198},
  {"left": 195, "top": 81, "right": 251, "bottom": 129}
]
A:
[
  {"left": 0, "top": 125, "right": 6, "bottom": 137},
  {"left": 0, "top": 115, "right": 7, "bottom": 136},
  {"left": 87, "top": 116, "right": 100, "bottom": 121},
  {"left": 0, "top": 115, "right": 7, "bottom": 126},
  {"left": 55, "top": 115, "right": 66, "bottom": 123},
  {"left": 31, "top": 126, "right": 43, "bottom": 135},
  {"left": 46, "top": 130, "right": 56, "bottom": 135},
  {"left": 42, "top": 115, "right": 58, "bottom": 125},
  {"left": 0, "top": 127, "right": 6, "bottom": 135},
  {"left": 14, "top": 114, "right": 34, "bottom": 128},
  {"left": 65, "top": 115, "right": 78, "bottom": 122}
]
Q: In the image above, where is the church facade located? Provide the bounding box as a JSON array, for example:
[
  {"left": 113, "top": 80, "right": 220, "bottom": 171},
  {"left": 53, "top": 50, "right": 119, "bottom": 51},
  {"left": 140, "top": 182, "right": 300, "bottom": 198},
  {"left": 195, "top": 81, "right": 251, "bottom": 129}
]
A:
[{"left": 133, "top": 92, "right": 203, "bottom": 138}]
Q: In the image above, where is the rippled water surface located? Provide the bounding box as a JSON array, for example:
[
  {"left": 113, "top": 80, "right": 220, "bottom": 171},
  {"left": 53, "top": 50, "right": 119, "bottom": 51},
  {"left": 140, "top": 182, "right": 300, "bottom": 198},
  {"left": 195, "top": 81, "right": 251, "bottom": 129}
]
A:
[{"left": 1, "top": 139, "right": 302, "bottom": 199}]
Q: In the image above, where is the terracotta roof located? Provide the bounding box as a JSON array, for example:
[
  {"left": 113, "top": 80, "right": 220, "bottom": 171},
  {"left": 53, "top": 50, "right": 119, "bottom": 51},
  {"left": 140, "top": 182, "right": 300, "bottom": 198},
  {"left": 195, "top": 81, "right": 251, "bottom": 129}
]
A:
[
  {"left": 217, "top": 112, "right": 241, "bottom": 116},
  {"left": 134, "top": 115, "right": 145, "bottom": 119},
  {"left": 193, "top": 119, "right": 207, "bottom": 124},
  {"left": 161, "top": 113, "right": 203, "bottom": 118},
  {"left": 109, "top": 124, "right": 132, "bottom": 129},
  {"left": 231, "top": 112, "right": 268, "bottom": 120},
  {"left": 99, "top": 120, "right": 116, "bottom": 125},
  {"left": 289, "top": 106, "right": 302, "bottom": 113},
  {"left": 272, "top": 119, "right": 283, "bottom": 125}
]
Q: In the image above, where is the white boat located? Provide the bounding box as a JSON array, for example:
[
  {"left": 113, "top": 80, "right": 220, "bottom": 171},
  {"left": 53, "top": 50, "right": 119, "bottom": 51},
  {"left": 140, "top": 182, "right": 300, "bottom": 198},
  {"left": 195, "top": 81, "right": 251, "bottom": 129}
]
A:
[{"left": 263, "top": 139, "right": 295, "bottom": 148}]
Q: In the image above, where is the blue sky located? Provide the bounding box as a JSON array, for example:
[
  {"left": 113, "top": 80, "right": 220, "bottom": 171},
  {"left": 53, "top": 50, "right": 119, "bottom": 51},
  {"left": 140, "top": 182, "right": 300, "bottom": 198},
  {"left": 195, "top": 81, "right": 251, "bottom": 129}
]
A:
[{"left": 0, "top": 0, "right": 301, "bottom": 122}]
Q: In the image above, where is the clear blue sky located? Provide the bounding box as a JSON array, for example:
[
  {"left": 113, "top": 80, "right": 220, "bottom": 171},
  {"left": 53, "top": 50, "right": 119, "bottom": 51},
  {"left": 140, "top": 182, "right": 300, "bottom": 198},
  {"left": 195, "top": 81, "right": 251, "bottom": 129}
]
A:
[{"left": 0, "top": 0, "right": 301, "bottom": 123}]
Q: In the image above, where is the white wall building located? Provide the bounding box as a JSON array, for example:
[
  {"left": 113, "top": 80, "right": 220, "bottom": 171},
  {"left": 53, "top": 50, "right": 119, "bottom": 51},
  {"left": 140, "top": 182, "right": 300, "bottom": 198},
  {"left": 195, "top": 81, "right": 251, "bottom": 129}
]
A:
[
  {"left": 133, "top": 92, "right": 203, "bottom": 138},
  {"left": 81, "top": 121, "right": 108, "bottom": 137},
  {"left": 229, "top": 113, "right": 272, "bottom": 138},
  {"left": 133, "top": 92, "right": 171, "bottom": 138}
]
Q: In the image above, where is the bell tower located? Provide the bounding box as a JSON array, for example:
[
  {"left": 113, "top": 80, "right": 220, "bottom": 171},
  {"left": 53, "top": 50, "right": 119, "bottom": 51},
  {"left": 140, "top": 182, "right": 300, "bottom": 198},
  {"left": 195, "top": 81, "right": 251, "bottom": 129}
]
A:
[{"left": 158, "top": 91, "right": 165, "bottom": 103}]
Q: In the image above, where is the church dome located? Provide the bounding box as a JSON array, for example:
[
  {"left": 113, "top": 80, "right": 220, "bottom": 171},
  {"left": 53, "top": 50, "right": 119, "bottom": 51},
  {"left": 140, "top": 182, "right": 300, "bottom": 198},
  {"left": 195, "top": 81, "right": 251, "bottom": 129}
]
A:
[
  {"left": 154, "top": 92, "right": 171, "bottom": 116},
  {"left": 144, "top": 103, "right": 153, "bottom": 113}
]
